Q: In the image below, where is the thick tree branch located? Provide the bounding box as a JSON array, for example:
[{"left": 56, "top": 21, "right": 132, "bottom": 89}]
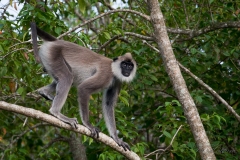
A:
[
  {"left": 0, "top": 101, "right": 140, "bottom": 160},
  {"left": 147, "top": 0, "right": 216, "bottom": 159}
]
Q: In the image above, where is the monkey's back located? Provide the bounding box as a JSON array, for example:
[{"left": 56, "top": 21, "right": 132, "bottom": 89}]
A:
[{"left": 40, "top": 40, "right": 114, "bottom": 87}]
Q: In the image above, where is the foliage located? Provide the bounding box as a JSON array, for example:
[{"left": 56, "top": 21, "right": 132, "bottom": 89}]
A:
[{"left": 0, "top": 0, "right": 239, "bottom": 159}]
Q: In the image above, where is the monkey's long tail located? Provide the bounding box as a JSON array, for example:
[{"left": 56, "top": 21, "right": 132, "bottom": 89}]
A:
[
  {"left": 35, "top": 26, "right": 57, "bottom": 42},
  {"left": 30, "top": 22, "right": 41, "bottom": 63}
]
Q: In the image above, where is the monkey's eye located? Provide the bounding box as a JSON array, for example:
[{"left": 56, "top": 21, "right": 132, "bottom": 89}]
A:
[
  {"left": 122, "top": 63, "right": 127, "bottom": 68},
  {"left": 128, "top": 65, "right": 133, "bottom": 69}
]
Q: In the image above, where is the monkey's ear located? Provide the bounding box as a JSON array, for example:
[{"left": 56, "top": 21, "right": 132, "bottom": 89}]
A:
[{"left": 113, "top": 57, "right": 118, "bottom": 61}]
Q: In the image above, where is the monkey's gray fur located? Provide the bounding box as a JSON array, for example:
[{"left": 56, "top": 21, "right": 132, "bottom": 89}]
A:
[{"left": 30, "top": 22, "right": 136, "bottom": 151}]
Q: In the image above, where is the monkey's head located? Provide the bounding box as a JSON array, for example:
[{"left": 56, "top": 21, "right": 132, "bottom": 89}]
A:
[{"left": 111, "top": 53, "right": 137, "bottom": 83}]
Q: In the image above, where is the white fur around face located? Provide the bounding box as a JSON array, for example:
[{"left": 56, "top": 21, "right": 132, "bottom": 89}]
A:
[{"left": 111, "top": 60, "right": 136, "bottom": 83}]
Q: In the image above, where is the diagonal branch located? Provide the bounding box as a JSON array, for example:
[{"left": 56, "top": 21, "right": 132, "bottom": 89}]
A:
[
  {"left": 143, "top": 40, "right": 240, "bottom": 122},
  {"left": 0, "top": 101, "right": 140, "bottom": 160},
  {"left": 178, "top": 63, "right": 240, "bottom": 122}
]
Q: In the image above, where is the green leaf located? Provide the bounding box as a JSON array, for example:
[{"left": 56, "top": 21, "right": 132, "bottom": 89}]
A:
[
  {"left": 88, "top": 137, "right": 93, "bottom": 145},
  {"left": 120, "top": 90, "right": 130, "bottom": 97},
  {"left": 172, "top": 100, "right": 181, "bottom": 106},
  {"left": 149, "top": 75, "right": 158, "bottom": 82},
  {"left": 55, "top": 27, "right": 62, "bottom": 35},
  {"left": 113, "top": 29, "right": 121, "bottom": 35},
  {"left": 0, "top": 44, "right": 4, "bottom": 52},
  {"left": 37, "top": 12, "right": 47, "bottom": 22},
  {"left": 103, "top": 32, "right": 111, "bottom": 40},
  {"left": 78, "top": 0, "right": 87, "bottom": 14},
  {"left": 82, "top": 135, "right": 87, "bottom": 143},
  {"left": 22, "top": 31, "right": 28, "bottom": 41},
  {"left": 190, "top": 48, "right": 197, "bottom": 54},
  {"left": 165, "top": 102, "right": 171, "bottom": 107},
  {"left": 195, "top": 95, "right": 202, "bottom": 103},
  {"left": 119, "top": 96, "right": 129, "bottom": 106},
  {"left": 17, "top": 87, "right": 24, "bottom": 94},
  {"left": 223, "top": 52, "right": 230, "bottom": 56},
  {"left": 163, "top": 130, "right": 172, "bottom": 139},
  {"left": 214, "top": 47, "right": 220, "bottom": 54}
]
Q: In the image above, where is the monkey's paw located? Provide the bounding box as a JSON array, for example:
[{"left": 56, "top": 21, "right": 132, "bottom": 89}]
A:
[
  {"left": 112, "top": 137, "right": 130, "bottom": 151},
  {"left": 88, "top": 126, "right": 100, "bottom": 138},
  {"left": 49, "top": 110, "right": 78, "bottom": 129},
  {"left": 65, "top": 117, "right": 78, "bottom": 129},
  {"left": 38, "top": 89, "right": 54, "bottom": 101}
]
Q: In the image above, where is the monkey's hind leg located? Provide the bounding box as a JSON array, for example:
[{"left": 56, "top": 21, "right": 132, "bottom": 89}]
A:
[
  {"left": 38, "top": 81, "right": 57, "bottom": 101},
  {"left": 47, "top": 56, "right": 78, "bottom": 128}
]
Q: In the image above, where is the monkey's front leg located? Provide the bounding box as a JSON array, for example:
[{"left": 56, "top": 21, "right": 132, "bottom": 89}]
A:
[
  {"left": 102, "top": 86, "right": 130, "bottom": 151},
  {"left": 103, "top": 103, "right": 130, "bottom": 151}
]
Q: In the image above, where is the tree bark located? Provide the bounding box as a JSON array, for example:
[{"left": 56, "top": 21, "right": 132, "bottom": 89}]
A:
[
  {"left": 147, "top": 0, "right": 216, "bottom": 159},
  {"left": 69, "top": 133, "right": 87, "bottom": 160},
  {"left": 0, "top": 101, "right": 140, "bottom": 160}
]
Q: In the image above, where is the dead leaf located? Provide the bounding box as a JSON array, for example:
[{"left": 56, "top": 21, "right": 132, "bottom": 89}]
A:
[
  {"left": 9, "top": 79, "right": 16, "bottom": 93},
  {"left": 14, "top": 2, "right": 17, "bottom": 10}
]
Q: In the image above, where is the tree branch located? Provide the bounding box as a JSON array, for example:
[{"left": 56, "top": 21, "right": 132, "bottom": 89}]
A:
[
  {"left": 178, "top": 63, "right": 240, "bottom": 122},
  {"left": 102, "top": 0, "right": 136, "bottom": 27},
  {"left": 144, "top": 125, "right": 183, "bottom": 158},
  {"left": 97, "top": 32, "right": 153, "bottom": 52},
  {"left": 0, "top": 101, "right": 140, "bottom": 160},
  {"left": 148, "top": 1, "right": 216, "bottom": 158},
  {"left": 57, "top": 9, "right": 150, "bottom": 39},
  {"left": 167, "top": 21, "right": 240, "bottom": 40},
  {"left": 0, "top": 3, "right": 10, "bottom": 19},
  {"left": 143, "top": 40, "right": 240, "bottom": 122}
]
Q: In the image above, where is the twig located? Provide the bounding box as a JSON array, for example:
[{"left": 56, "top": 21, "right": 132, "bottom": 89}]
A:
[
  {"left": 97, "top": 35, "right": 121, "bottom": 52},
  {"left": 168, "top": 21, "right": 240, "bottom": 41},
  {"left": 182, "top": 0, "right": 189, "bottom": 28},
  {"left": 0, "top": 3, "right": 10, "bottom": 19},
  {"left": 58, "top": 9, "right": 150, "bottom": 39},
  {"left": 102, "top": 0, "right": 136, "bottom": 27},
  {"left": 74, "top": 9, "right": 99, "bottom": 34},
  {"left": 9, "top": 40, "right": 32, "bottom": 49},
  {"left": 98, "top": 32, "right": 153, "bottom": 52},
  {"left": 1, "top": 48, "right": 30, "bottom": 59},
  {"left": 145, "top": 125, "right": 183, "bottom": 158},
  {"left": 41, "top": 136, "right": 69, "bottom": 151}
]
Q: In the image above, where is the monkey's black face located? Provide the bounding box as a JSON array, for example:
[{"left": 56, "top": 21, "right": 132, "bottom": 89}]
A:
[{"left": 121, "top": 61, "right": 134, "bottom": 77}]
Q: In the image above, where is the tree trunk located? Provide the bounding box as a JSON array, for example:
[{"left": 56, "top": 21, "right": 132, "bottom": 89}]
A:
[
  {"left": 147, "top": 0, "right": 216, "bottom": 159},
  {"left": 69, "top": 133, "right": 87, "bottom": 160}
]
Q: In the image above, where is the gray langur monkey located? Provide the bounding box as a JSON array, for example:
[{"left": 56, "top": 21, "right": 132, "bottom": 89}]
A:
[{"left": 30, "top": 22, "right": 136, "bottom": 151}]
